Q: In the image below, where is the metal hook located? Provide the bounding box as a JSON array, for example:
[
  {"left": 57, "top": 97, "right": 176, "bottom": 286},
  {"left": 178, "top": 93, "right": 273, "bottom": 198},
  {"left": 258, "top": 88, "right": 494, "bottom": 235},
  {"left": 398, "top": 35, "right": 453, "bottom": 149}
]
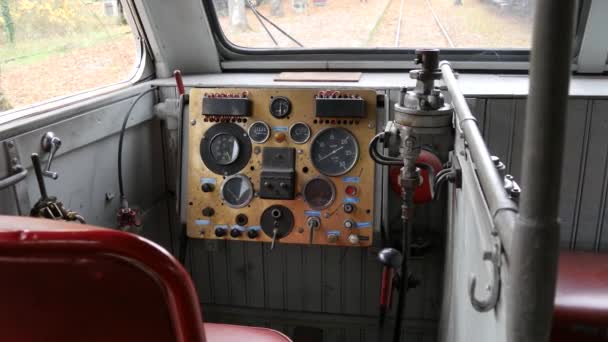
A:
[{"left": 469, "top": 243, "right": 501, "bottom": 312}]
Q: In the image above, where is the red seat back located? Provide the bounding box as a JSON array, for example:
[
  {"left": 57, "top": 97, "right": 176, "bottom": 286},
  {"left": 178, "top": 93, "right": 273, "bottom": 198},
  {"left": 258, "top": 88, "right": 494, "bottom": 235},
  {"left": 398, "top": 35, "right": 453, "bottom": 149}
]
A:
[
  {"left": 553, "top": 252, "right": 608, "bottom": 342},
  {"left": 0, "top": 216, "right": 206, "bottom": 342}
]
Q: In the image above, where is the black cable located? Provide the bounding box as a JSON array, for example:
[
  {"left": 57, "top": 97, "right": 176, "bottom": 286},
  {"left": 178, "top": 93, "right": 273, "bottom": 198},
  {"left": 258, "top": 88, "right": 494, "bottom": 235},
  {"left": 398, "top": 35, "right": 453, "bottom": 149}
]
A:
[
  {"left": 369, "top": 133, "right": 403, "bottom": 166},
  {"left": 248, "top": 2, "right": 278, "bottom": 46},
  {"left": 118, "top": 86, "right": 157, "bottom": 200},
  {"left": 393, "top": 204, "right": 411, "bottom": 342},
  {"left": 247, "top": 2, "right": 304, "bottom": 47}
]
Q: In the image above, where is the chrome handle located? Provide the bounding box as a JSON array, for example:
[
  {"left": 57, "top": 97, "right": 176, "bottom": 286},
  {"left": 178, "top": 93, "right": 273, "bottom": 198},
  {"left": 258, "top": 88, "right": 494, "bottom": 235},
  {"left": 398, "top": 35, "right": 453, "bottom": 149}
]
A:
[{"left": 41, "top": 132, "right": 61, "bottom": 179}]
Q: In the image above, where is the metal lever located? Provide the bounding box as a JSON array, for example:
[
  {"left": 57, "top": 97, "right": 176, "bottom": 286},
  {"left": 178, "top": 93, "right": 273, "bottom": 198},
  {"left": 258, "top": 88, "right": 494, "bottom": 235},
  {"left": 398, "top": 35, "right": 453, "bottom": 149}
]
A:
[
  {"left": 40, "top": 132, "right": 61, "bottom": 179},
  {"left": 270, "top": 227, "right": 278, "bottom": 250},
  {"left": 31, "top": 153, "right": 48, "bottom": 200},
  {"left": 469, "top": 243, "right": 502, "bottom": 312},
  {"left": 306, "top": 216, "right": 320, "bottom": 245}
]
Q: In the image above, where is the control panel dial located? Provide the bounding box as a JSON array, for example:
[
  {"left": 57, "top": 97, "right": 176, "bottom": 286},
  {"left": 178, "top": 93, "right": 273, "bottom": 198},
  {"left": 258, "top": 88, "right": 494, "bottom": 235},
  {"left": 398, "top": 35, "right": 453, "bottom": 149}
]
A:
[
  {"left": 303, "top": 177, "right": 336, "bottom": 210},
  {"left": 199, "top": 122, "right": 252, "bottom": 175},
  {"left": 269, "top": 96, "right": 292, "bottom": 118},
  {"left": 289, "top": 122, "right": 311, "bottom": 144},
  {"left": 310, "top": 127, "right": 359, "bottom": 176},
  {"left": 248, "top": 121, "right": 270, "bottom": 143},
  {"left": 210, "top": 133, "right": 240, "bottom": 165},
  {"left": 220, "top": 174, "right": 254, "bottom": 208}
]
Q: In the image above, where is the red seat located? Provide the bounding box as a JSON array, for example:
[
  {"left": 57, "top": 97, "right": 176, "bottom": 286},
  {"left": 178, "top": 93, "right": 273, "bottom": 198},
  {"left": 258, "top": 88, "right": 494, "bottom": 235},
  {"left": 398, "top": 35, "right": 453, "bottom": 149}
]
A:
[
  {"left": 553, "top": 252, "right": 608, "bottom": 342},
  {"left": 0, "top": 215, "right": 291, "bottom": 342}
]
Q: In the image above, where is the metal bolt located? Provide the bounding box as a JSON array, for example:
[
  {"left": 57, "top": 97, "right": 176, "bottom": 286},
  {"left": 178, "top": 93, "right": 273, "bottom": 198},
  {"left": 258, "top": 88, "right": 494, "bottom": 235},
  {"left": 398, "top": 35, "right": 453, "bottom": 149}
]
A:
[
  {"left": 105, "top": 192, "right": 115, "bottom": 201},
  {"left": 6, "top": 140, "right": 14, "bottom": 148},
  {"left": 190, "top": 119, "right": 197, "bottom": 126}
]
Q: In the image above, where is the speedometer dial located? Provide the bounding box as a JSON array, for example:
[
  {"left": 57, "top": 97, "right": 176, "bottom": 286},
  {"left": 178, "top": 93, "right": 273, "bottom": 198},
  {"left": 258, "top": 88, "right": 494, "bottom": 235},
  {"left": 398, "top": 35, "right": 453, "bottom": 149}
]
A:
[{"left": 310, "top": 127, "right": 359, "bottom": 176}]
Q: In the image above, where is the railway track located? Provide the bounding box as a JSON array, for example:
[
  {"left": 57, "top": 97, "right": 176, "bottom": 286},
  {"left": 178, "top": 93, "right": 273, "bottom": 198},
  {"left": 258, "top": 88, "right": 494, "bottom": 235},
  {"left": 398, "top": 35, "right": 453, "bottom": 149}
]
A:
[{"left": 393, "top": 0, "right": 455, "bottom": 48}]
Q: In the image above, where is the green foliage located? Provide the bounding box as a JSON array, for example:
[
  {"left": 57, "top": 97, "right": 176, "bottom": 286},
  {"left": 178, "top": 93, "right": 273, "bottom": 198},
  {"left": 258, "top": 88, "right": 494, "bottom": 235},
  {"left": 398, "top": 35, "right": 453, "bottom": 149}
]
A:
[
  {"left": 0, "top": 90, "right": 11, "bottom": 111},
  {"left": 0, "top": 0, "right": 15, "bottom": 43},
  {"left": 0, "top": 0, "right": 119, "bottom": 44}
]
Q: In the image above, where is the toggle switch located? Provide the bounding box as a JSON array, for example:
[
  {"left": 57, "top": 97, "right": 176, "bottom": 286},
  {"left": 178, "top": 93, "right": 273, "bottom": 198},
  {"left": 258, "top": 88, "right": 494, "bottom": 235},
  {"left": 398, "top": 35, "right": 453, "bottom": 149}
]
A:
[
  {"left": 307, "top": 217, "right": 321, "bottom": 244},
  {"left": 343, "top": 219, "right": 356, "bottom": 229},
  {"left": 343, "top": 203, "right": 355, "bottom": 213},
  {"left": 202, "top": 207, "right": 215, "bottom": 217},
  {"left": 201, "top": 183, "right": 215, "bottom": 192}
]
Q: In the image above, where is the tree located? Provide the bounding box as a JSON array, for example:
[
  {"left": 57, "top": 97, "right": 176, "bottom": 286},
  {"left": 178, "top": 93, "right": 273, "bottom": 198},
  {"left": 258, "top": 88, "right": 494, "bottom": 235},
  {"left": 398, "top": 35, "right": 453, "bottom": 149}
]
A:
[
  {"left": 270, "top": 0, "right": 283, "bottom": 17},
  {"left": 229, "top": 0, "right": 248, "bottom": 31},
  {"left": 0, "top": 0, "right": 15, "bottom": 44}
]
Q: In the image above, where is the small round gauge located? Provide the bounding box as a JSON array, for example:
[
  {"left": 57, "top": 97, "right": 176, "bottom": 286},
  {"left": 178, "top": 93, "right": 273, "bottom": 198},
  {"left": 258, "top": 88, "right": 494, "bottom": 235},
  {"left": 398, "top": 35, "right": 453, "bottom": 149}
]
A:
[
  {"left": 303, "top": 177, "right": 336, "bottom": 210},
  {"left": 210, "top": 133, "right": 240, "bottom": 165},
  {"left": 269, "top": 96, "right": 292, "bottom": 118},
  {"left": 220, "top": 174, "right": 254, "bottom": 208},
  {"left": 289, "top": 122, "right": 311, "bottom": 144},
  {"left": 310, "top": 127, "right": 359, "bottom": 176},
  {"left": 248, "top": 121, "right": 270, "bottom": 143}
]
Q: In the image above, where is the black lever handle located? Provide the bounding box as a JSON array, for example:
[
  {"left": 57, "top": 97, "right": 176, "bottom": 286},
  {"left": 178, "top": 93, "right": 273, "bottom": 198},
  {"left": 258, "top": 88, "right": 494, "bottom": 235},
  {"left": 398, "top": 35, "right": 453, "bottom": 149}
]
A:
[{"left": 31, "top": 153, "right": 48, "bottom": 200}]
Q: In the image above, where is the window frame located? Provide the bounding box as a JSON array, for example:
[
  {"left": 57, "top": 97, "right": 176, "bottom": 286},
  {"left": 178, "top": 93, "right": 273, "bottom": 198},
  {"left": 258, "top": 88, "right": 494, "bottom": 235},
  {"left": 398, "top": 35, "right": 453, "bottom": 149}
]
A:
[
  {"left": 202, "top": 0, "right": 591, "bottom": 72},
  {"left": 0, "top": 0, "right": 149, "bottom": 119}
]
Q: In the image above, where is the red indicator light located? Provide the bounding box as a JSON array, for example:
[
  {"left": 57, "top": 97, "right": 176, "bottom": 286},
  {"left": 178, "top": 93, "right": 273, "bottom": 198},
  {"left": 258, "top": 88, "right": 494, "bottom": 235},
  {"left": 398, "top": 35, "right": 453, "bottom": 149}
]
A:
[{"left": 345, "top": 185, "right": 357, "bottom": 197}]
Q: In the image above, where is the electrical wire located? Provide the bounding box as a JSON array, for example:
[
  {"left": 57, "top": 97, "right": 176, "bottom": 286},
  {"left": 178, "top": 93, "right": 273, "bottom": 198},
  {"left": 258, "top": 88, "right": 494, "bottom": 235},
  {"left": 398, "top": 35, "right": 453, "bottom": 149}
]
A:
[
  {"left": 369, "top": 132, "right": 403, "bottom": 166},
  {"left": 118, "top": 86, "right": 157, "bottom": 201}
]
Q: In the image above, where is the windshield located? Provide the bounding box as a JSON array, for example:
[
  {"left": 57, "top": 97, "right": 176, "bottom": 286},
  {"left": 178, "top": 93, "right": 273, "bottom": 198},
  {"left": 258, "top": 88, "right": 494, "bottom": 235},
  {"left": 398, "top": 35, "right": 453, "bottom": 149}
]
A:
[{"left": 210, "top": 0, "right": 533, "bottom": 49}]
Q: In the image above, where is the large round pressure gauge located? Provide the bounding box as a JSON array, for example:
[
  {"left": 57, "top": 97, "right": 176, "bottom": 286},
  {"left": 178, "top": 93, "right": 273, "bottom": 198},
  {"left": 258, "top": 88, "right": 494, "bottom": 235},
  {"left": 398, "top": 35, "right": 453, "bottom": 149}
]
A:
[
  {"left": 210, "top": 133, "right": 240, "bottom": 165},
  {"left": 303, "top": 177, "right": 336, "bottom": 210},
  {"left": 310, "top": 127, "right": 359, "bottom": 176},
  {"left": 220, "top": 174, "right": 254, "bottom": 208},
  {"left": 200, "top": 123, "right": 252, "bottom": 175}
]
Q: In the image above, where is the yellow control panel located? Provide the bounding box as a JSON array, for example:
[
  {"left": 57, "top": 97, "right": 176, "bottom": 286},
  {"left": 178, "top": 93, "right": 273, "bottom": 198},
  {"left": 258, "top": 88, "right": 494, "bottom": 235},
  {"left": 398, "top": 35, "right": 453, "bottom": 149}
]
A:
[{"left": 186, "top": 88, "right": 377, "bottom": 247}]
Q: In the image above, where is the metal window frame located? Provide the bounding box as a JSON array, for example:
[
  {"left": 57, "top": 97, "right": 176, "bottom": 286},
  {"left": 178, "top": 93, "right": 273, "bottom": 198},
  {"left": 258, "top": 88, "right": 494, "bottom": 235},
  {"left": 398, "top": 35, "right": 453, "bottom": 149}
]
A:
[{"left": 203, "top": 0, "right": 592, "bottom": 72}]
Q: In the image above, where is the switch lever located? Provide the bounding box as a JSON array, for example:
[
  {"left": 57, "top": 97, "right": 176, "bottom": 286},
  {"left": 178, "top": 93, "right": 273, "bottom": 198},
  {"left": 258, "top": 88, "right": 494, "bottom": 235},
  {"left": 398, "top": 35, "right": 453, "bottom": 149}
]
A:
[
  {"left": 270, "top": 227, "right": 278, "bottom": 250},
  {"left": 40, "top": 132, "right": 61, "bottom": 179},
  {"left": 307, "top": 217, "right": 320, "bottom": 245}
]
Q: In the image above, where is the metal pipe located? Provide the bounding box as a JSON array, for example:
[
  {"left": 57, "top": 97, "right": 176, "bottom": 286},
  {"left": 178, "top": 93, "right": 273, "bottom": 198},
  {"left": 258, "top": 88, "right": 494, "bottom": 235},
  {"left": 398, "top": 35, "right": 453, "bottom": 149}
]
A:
[
  {"left": 440, "top": 61, "right": 517, "bottom": 254},
  {"left": 508, "top": 0, "right": 576, "bottom": 340}
]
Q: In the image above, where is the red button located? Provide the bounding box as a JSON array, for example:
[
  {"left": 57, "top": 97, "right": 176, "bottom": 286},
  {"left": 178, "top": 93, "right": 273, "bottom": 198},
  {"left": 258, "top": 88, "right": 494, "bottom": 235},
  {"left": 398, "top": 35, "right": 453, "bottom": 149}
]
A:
[{"left": 345, "top": 185, "right": 357, "bottom": 196}]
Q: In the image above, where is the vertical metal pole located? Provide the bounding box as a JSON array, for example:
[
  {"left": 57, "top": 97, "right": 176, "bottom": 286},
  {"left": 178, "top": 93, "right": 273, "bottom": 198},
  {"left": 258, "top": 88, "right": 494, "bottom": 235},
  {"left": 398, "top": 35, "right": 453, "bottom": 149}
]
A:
[{"left": 508, "top": 0, "right": 576, "bottom": 341}]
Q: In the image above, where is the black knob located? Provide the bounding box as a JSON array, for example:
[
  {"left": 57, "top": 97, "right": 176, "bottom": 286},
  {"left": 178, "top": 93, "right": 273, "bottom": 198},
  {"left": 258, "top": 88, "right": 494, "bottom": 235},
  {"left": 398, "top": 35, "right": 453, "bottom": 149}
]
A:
[
  {"left": 343, "top": 203, "right": 355, "bottom": 213},
  {"left": 378, "top": 248, "right": 403, "bottom": 268},
  {"left": 247, "top": 229, "right": 259, "bottom": 239},
  {"left": 202, "top": 207, "right": 215, "bottom": 217},
  {"left": 230, "top": 228, "right": 242, "bottom": 238},
  {"left": 201, "top": 183, "right": 215, "bottom": 192},
  {"left": 235, "top": 214, "right": 248, "bottom": 226},
  {"left": 214, "top": 227, "right": 227, "bottom": 237}
]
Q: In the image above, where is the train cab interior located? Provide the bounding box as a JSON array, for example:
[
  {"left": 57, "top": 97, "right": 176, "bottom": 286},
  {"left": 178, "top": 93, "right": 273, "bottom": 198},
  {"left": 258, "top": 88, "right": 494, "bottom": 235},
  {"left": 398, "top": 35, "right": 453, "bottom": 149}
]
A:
[{"left": 1, "top": 0, "right": 607, "bottom": 341}]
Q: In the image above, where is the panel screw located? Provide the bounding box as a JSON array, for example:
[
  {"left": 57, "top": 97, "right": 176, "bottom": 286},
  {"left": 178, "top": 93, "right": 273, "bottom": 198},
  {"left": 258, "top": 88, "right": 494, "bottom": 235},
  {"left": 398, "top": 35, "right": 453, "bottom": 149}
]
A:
[{"left": 190, "top": 119, "right": 197, "bottom": 126}]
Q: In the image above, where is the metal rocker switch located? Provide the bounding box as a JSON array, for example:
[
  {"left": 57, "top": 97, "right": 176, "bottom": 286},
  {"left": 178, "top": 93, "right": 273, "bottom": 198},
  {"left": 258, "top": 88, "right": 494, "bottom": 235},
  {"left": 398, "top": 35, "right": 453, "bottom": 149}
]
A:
[{"left": 307, "top": 216, "right": 321, "bottom": 244}]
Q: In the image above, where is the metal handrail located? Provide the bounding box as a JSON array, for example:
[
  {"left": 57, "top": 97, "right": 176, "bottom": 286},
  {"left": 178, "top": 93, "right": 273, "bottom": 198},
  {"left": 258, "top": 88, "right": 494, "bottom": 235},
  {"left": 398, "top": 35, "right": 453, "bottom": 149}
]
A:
[{"left": 440, "top": 61, "right": 517, "bottom": 255}]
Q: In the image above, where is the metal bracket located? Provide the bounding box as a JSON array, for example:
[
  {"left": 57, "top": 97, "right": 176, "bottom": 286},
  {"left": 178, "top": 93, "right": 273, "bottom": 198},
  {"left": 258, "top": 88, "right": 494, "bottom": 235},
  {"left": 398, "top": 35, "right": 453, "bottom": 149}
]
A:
[
  {"left": 1, "top": 140, "right": 31, "bottom": 215},
  {"left": 469, "top": 243, "right": 502, "bottom": 312},
  {"left": 40, "top": 132, "right": 61, "bottom": 179},
  {"left": 0, "top": 140, "right": 27, "bottom": 190}
]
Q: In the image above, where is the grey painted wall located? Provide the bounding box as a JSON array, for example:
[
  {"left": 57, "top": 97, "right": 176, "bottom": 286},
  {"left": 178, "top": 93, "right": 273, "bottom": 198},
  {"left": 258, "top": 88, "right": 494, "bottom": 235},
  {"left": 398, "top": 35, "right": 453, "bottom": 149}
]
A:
[{"left": 2, "top": 89, "right": 607, "bottom": 342}]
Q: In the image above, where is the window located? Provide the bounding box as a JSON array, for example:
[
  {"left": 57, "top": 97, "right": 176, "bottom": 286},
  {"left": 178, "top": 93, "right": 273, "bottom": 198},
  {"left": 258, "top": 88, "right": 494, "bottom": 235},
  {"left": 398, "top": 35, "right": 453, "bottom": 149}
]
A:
[
  {"left": 209, "top": 0, "right": 533, "bottom": 50},
  {"left": 0, "top": 0, "right": 139, "bottom": 113}
]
